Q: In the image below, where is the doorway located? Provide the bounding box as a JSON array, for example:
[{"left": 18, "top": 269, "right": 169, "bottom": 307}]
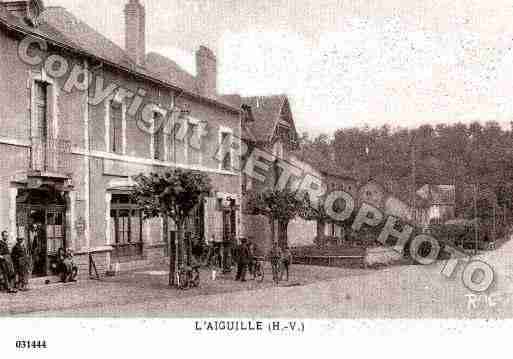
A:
[{"left": 16, "top": 188, "right": 67, "bottom": 277}]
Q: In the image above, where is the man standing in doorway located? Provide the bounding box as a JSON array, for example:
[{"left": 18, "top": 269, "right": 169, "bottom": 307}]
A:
[{"left": 0, "top": 231, "right": 17, "bottom": 293}]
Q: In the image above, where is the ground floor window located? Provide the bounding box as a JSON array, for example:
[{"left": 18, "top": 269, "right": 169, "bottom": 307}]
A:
[{"left": 110, "top": 193, "right": 143, "bottom": 259}]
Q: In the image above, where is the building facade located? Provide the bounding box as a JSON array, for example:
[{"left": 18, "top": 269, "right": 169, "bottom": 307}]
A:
[
  {"left": 0, "top": 0, "right": 242, "bottom": 278},
  {"left": 238, "top": 95, "right": 323, "bottom": 252}
]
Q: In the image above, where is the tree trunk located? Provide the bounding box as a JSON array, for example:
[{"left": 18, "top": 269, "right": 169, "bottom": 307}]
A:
[
  {"left": 317, "top": 220, "right": 325, "bottom": 239},
  {"left": 169, "top": 220, "right": 185, "bottom": 287},
  {"left": 269, "top": 216, "right": 276, "bottom": 250},
  {"left": 177, "top": 221, "right": 185, "bottom": 268},
  {"left": 278, "top": 220, "right": 289, "bottom": 250},
  {"left": 316, "top": 220, "right": 325, "bottom": 247},
  {"left": 168, "top": 226, "right": 176, "bottom": 287}
]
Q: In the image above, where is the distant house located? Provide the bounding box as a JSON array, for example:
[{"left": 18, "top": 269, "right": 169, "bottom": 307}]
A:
[
  {"left": 240, "top": 95, "right": 319, "bottom": 251},
  {"left": 416, "top": 184, "right": 456, "bottom": 224},
  {"left": 359, "top": 178, "right": 430, "bottom": 226},
  {"left": 316, "top": 170, "right": 358, "bottom": 241},
  {"left": 322, "top": 170, "right": 358, "bottom": 197}
]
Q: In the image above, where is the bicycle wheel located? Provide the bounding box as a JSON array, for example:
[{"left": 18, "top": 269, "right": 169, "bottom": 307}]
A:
[{"left": 255, "top": 263, "right": 264, "bottom": 282}]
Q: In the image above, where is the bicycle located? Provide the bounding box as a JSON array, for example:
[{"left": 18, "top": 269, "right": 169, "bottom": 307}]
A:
[{"left": 177, "top": 264, "right": 200, "bottom": 290}]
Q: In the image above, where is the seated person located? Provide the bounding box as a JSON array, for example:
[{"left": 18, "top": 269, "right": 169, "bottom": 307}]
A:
[{"left": 57, "top": 248, "right": 78, "bottom": 283}]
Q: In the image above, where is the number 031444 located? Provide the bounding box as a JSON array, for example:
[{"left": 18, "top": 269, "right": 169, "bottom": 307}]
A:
[{"left": 16, "top": 340, "right": 47, "bottom": 349}]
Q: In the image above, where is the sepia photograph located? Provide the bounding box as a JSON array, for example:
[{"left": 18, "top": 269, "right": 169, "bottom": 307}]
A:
[{"left": 1, "top": 0, "right": 513, "bottom": 355}]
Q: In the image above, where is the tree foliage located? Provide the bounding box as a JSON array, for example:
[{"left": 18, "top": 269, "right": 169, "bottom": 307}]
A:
[
  {"left": 246, "top": 188, "right": 306, "bottom": 248},
  {"left": 132, "top": 169, "right": 212, "bottom": 286},
  {"left": 295, "top": 121, "right": 513, "bottom": 213},
  {"left": 133, "top": 169, "right": 212, "bottom": 224}
]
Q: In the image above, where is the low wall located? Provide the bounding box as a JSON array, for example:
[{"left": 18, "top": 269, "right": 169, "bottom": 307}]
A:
[{"left": 364, "top": 247, "right": 403, "bottom": 266}]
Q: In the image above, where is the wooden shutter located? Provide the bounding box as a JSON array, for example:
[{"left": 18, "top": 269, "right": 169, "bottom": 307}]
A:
[{"left": 111, "top": 102, "right": 122, "bottom": 153}]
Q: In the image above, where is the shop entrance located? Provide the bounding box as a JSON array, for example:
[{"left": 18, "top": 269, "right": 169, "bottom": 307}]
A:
[{"left": 16, "top": 188, "right": 67, "bottom": 277}]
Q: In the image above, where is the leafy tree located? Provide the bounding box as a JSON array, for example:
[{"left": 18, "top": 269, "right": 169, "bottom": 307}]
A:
[
  {"left": 301, "top": 195, "right": 331, "bottom": 241},
  {"left": 246, "top": 188, "right": 306, "bottom": 249},
  {"left": 132, "top": 169, "right": 212, "bottom": 286}
]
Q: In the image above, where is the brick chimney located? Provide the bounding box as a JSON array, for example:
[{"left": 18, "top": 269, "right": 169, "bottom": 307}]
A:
[
  {"left": 196, "top": 46, "right": 217, "bottom": 97},
  {"left": 124, "top": 0, "right": 146, "bottom": 66}
]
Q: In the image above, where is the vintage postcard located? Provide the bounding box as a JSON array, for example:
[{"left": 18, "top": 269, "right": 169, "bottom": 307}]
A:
[{"left": 0, "top": 0, "right": 512, "bottom": 355}]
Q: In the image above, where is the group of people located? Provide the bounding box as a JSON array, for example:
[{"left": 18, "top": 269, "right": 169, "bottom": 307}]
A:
[
  {"left": 0, "top": 230, "right": 78, "bottom": 294},
  {"left": 234, "top": 238, "right": 292, "bottom": 283},
  {"left": 269, "top": 242, "right": 292, "bottom": 283},
  {"left": 0, "top": 231, "right": 31, "bottom": 293}
]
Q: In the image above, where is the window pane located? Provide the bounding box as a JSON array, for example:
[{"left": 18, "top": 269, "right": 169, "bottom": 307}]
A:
[{"left": 36, "top": 104, "right": 47, "bottom": 139}]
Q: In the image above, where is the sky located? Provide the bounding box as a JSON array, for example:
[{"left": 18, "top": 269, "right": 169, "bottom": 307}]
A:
[{"left": 44, "top": 0, "right": 513, "bottom": 136}]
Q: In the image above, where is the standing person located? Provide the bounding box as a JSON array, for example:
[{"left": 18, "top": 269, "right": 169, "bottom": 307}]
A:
[
  {"left": 205, "top": 235, "right": 215, "bottom": 267},
  {"left": 280, "top": 246, "right": 293, "bottom": 281},
  {"left": 31, "top": 223, "right": 46, "bottom": 276},
  {"left": 0, "top": 231, "right": 17, "bottom": 293},
  {"left": 247, "top": 242, "right": 256, "bottom": 279},
  {"left": 11, "top": 237, "right": 30, "bottom": 291},
  {"left": 235, "top": 238, "right": 250, "bottom": 282},
  {"left": 269, "top": 242, "right": 282, "bottom": 284}
]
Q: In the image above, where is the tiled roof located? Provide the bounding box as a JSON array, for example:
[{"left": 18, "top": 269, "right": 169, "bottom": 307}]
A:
[
  {"left": 145, "top": 51, "right": 198, "bottom": 93},
  {"left": 39, "top": 7, "right": 135, "bottom": 67},
  {"left": 242, "top": 95, "right": 287, "bottom": 143},
  {"left": 0, "top": 4, "right": 240, "bottom": 113}
]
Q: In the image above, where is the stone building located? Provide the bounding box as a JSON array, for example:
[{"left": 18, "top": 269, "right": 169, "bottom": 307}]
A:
[
  {"left": 0, "top": 0, "right": 242, "bottom": 278},
  {"left": 238, "top": 95, "right": 323, "bottom": 252}
]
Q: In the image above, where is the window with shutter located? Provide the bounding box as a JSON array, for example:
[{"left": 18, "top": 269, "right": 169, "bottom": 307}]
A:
[
  {"left": 110, "top": 101, "right": 123, "bottom": 154},
  {"left": 220, "top": 132, "right": 232, "bottom": 171},
  {"left": 34, "top": 81, "right": 48, "bottom": 140},
  {"left": 153, "top": 112, "right": 164, "bottom": 160}
]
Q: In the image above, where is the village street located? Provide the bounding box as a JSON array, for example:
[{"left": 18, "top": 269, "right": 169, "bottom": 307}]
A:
[{"left": 0, "top": 237, "right": 509, "bottom": 318}]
